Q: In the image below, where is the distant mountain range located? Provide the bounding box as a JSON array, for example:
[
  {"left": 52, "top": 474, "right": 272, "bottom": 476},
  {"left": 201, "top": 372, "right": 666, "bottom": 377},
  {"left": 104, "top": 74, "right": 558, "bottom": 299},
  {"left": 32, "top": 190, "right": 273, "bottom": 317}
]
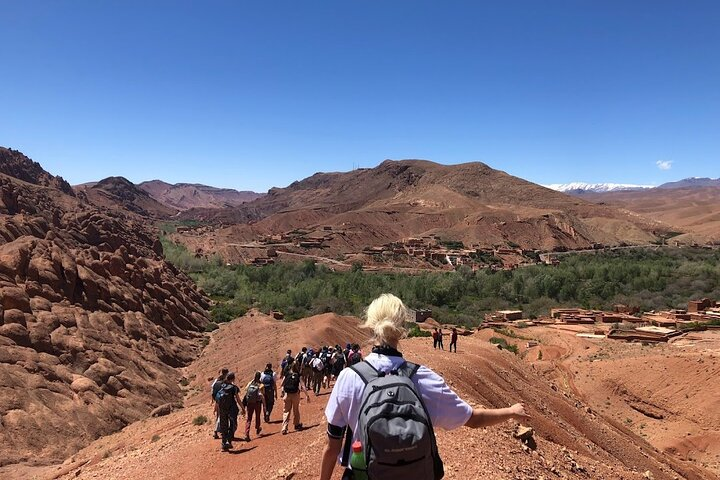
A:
[
  {"left": 546, "top": 177, "right": 720, "bottom": 194},
  {"left": 545, "top": 182, "right": 654, "bottom": 194},
  {"left": 138, "top": 180, "right": 264, "bottom": 210},
  {"left": 656, "top": 177, "right": 720, "bottom": 189}
]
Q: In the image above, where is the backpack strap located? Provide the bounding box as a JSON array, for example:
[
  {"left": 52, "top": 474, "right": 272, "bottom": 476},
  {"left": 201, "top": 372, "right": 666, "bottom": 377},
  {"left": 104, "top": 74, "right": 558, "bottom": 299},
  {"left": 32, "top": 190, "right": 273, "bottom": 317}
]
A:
[
  {"left": 348, "top": 360, "right": 379, "bottom": 385},
  {"left": 340, "top": 425, "right": 353, "bottom": 467},
  {"left": 397, "top": 361, "right": 420, "bottom": 379}
]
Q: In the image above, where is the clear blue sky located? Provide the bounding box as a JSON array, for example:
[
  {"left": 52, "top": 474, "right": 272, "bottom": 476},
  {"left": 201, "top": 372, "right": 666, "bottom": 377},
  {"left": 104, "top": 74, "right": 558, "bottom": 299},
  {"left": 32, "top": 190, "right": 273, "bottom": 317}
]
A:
[{"left": 1, "top": 1, "right": 718, "bottom": 192}]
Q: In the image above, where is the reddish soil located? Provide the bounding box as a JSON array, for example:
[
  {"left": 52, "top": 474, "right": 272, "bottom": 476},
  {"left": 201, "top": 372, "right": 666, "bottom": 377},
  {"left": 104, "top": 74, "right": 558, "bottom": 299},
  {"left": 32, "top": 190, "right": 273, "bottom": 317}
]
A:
[
  {"left": 7, "top": 312, "right": 716, "bottom": 480},
  {"left": 515, "top": 325, "right": 720, "bottom": 475}
]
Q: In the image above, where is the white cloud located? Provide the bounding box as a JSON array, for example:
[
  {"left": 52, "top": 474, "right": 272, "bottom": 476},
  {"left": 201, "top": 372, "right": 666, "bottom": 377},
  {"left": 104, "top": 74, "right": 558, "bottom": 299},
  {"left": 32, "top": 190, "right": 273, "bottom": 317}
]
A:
[{"left": 656, "top": 160, "right": 673, "bottom": 170}]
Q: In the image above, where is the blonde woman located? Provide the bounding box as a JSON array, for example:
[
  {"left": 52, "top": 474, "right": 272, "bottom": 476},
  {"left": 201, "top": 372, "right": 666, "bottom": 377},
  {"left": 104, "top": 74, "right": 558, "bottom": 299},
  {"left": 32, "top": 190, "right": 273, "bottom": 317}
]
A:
[{"left": 320, "top": 294, "right": 529, "bottom": 480}]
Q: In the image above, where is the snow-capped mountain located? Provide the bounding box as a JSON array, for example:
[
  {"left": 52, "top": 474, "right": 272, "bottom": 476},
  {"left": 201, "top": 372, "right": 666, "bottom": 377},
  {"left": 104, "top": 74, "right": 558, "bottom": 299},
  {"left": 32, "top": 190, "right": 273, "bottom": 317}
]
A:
[{"left": 544, "top": 182, "right": 654, "bottom": 193}]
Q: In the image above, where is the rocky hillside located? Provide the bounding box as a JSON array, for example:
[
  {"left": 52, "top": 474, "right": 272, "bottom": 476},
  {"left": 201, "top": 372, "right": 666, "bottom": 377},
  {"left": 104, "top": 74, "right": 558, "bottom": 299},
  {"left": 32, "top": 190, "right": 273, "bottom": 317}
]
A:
[
  {"left": 76, "top": 176, "right": 178, "bottom": 218},
  {"left": 582, "top": 187, "right": 720, "bottom": 244},
  {"left": 0, "top": 149, "right": 210, "bottom": 467},
  {"left": 138, "top": 180, "right": 263, "bottom": 210},
  {"left": 0, "top": 147, "right": 74, "bottom": 196},
  {"left": 179, "top": 159, "right": 667, "bottom": 253}
]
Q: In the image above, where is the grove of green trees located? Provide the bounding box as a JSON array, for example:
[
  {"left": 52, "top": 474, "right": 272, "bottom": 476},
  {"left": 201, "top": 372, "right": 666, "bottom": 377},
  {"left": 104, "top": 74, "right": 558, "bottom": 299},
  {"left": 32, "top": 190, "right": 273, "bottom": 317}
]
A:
[{"left": 161, "top": 238, "right": 720, "bottom": 327}]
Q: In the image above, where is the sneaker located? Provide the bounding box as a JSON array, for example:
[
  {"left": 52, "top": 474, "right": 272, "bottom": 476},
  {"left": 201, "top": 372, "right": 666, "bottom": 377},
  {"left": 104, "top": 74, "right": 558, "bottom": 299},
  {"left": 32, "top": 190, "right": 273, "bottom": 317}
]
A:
[
  {"left": 245, "top": 435, "right": 251, "bottom": 442},
  {"left": 222, "top": 443, "right": 231, "bottom": 451},
  {"left": 256, "top": 427, "right": 262, "bottom": 435},
  {"left": 281, "top": 430, "right": 288, "bottom": 435},
  {"left": 294, "top": 423, "right": 303, "bottom": 431},
  {"left": 213, "top": 432, "right": 219, "bottom": 439}
]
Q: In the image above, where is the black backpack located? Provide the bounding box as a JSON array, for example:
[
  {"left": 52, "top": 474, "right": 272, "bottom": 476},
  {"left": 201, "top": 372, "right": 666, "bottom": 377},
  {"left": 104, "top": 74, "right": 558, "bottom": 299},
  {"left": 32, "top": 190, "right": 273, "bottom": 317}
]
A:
[
  {"left": 283, "top": 372, "right": 301, "bottom": 394},
  {"left": 214, "top": 383, "right": 235, "bottom": 412},
  {"left": 343, "top": 361, "right": 443, "bottom": 479},
  {"left": 245, "top": 383, "right": 261, "bottom": 404}
]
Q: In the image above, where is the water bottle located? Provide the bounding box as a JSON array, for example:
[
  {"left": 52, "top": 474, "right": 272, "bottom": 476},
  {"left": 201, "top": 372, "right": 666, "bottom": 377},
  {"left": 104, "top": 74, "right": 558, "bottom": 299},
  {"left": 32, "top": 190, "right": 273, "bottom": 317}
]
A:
[{"left": 349, "top": 440, "right": 368, "bottom": 480}]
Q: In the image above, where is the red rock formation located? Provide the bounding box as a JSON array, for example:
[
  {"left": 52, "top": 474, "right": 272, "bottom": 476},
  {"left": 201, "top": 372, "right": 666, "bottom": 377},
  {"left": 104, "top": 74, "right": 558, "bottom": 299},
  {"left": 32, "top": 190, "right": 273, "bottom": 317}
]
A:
[{"left": 0, "top": 151, "right": 210, "bottom": 467}]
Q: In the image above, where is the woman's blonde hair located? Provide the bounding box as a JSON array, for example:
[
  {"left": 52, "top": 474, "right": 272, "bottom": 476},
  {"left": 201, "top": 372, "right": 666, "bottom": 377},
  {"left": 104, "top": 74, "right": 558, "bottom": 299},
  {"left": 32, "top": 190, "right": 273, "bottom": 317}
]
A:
[{"left": 363, "top": 293, "right": 411, "bottom": 346}]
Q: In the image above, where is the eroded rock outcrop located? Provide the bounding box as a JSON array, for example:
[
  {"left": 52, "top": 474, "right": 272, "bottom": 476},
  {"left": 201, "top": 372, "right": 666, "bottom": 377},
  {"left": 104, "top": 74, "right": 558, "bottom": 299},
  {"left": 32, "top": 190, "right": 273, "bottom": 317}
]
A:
[{"left": 0, "top": 151, "right": 210, "bottom": 466}]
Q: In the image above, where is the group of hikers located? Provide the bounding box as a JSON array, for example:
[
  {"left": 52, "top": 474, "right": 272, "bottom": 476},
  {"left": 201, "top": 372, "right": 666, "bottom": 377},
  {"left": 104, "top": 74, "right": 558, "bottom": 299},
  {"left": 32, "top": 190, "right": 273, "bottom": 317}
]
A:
[
  {"left": 431, "top": 327, "right": 459, "bottom": 352},
  {"left": 209, "top": 343, "right": 365, "bottom": 451},
  {"left": 210, "top": 293, "right": 528, "bottom": 479}
]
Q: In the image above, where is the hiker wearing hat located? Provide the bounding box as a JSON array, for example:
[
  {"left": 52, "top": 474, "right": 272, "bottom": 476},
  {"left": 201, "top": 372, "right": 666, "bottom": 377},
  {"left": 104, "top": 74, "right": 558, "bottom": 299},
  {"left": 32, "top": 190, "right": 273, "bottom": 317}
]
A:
[{"left": 319, "top": 294, "right": 529, "bottom": 479}]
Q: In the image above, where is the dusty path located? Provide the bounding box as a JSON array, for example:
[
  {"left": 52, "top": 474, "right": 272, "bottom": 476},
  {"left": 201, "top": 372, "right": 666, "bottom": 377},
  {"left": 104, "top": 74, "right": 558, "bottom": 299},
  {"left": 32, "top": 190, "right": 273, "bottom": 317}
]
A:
[{"left": 10, "top": 312, "right": 717, "bottom": 480}]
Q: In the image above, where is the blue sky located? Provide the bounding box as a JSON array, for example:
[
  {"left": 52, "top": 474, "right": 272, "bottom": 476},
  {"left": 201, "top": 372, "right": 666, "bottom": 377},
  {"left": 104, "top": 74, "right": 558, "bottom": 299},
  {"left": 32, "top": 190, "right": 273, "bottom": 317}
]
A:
[{"left": 1, "top": 1, "right": 718, "bottom": 192}]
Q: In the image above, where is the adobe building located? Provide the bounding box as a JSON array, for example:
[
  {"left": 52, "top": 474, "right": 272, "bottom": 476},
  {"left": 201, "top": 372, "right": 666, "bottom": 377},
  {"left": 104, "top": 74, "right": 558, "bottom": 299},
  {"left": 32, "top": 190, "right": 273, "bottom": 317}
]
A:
[
  {"left": 688, "top": 298, "right": 716, "bottom": 313},
  {"left": 496, "top": 310, "right": 523, "bottom": 321},
  {"left": 415, "top": 309, "right": 432, "bottom": 323},
  {"left": 550, "top": 308, "right": 583, "bottom": 319}
]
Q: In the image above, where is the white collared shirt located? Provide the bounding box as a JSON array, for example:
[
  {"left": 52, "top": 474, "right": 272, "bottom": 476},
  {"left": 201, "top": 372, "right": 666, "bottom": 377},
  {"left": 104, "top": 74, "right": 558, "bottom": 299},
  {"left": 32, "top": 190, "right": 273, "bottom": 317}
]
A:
[{"left": 325, "top": 352, "right": 472, "bottom": 444}]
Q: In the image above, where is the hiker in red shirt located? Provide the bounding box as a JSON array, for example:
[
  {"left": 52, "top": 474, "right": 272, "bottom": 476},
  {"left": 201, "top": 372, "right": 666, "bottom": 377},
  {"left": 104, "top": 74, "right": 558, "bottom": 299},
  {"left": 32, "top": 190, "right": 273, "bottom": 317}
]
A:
[{"left": 450, "top": 327, "right": 458, "bottom": 353}]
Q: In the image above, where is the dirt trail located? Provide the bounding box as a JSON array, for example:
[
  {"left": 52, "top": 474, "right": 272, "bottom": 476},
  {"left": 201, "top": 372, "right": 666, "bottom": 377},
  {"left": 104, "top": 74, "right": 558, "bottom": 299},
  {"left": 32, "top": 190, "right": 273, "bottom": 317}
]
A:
[
  {"left": 10, "top": 312, "right": 717, "bottom": 480},
  {"left": 523, "top": 325, "right": 720, "bottom": 476}
]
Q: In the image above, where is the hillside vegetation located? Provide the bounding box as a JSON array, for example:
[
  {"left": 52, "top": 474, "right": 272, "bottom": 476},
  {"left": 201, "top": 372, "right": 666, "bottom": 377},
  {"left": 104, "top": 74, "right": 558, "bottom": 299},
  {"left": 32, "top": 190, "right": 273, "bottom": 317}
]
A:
[{"left": 162, "top": 239, "right": 720, "bottom": 325}]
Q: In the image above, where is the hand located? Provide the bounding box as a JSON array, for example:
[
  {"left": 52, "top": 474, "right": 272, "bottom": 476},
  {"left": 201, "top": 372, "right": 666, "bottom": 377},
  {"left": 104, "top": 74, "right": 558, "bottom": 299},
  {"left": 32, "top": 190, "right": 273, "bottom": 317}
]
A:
[{"left": 508, "top": 403, "right": 529, "bottom": 421}]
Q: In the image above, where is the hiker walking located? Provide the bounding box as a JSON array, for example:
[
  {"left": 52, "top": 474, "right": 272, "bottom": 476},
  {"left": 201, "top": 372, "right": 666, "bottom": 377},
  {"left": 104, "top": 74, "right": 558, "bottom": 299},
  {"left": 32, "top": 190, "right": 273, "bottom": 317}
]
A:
[
  {"left": 331, "top": 345, "right": 345, "bottom": 380},
  {"left": 280, "top": 363, "right": 311, "bottom": 435},
  {"left": 280, "top": 350, "right": 293, "bottom": 378},
  {"left": 319, "top": 294, "right": 529, "bottom": 479},
  {"left": 243, "top": 371, "right": 264, "bottom": 441},
  {"left": 260, "top": 363, "right": 277, "bottom": 423},
  {"left": 437, "top": 327, "right": 445, "bottom": 350},
  {"left": 302, "top": 348, "right": 314, "bottom": 389},
  {"left": 347, "top": 343, "right": 362, "bottom": 367},
  {"left": 210, "top": 368, "right": 228, "bottom": 439},
  {"left": 215, "top": 372, "right": 245, "bottom": 451},
  {"left": 343, "top": 343, "right": 352, "bottom": 366},
  {"left": 322, "top": 347, "right": 334, "bottom": 389},
  {"left": 310, "top": 351, "right": 325, "bottom": 395},
  {"left": 432, "top": 328, "right": 438, "bottom": 349},
  {"left": 449, "top": 327, "right": 458, "bottom": 353}
]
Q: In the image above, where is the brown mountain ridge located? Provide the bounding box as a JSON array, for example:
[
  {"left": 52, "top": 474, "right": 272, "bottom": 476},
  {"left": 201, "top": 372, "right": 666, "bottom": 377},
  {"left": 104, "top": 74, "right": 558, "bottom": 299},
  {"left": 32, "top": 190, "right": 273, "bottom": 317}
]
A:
[
  {"left": 177, "top": 159, "right": 668, "bottom": 261},
  {"left": 138, "top": 180, "right": 264, "bottom": 211}
]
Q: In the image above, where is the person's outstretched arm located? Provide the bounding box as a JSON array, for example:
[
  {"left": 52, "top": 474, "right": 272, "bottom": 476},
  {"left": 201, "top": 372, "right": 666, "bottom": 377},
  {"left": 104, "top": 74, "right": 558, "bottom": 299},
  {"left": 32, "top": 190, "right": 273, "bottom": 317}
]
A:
[
  {"left": 319, "top": 436, "right": 342, "bottom": 480},
  {"left": 464, "top": 403, "right": 528, "bottom": 428}
]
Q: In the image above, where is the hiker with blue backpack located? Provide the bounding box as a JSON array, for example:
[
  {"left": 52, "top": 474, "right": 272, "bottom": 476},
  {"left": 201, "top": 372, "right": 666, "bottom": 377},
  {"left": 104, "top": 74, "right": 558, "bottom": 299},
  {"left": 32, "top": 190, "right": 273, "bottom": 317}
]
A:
[
  {"left": 260, "top": 363, "right": 277, "bottom": 423},
  {"left": 319, "top": 293, "right": 529, "bottom": 480},
  {"left": 215, "top": 372, "right": 245, "bottom": 451},
  {"left": 210, "top": 368, "right": 228, "bottom": 439}
]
